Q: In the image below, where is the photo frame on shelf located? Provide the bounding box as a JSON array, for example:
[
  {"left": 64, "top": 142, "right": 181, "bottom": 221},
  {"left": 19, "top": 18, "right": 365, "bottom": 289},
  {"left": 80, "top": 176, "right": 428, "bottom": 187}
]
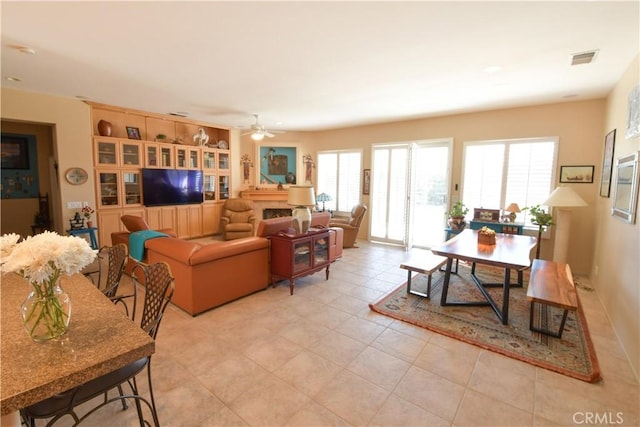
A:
[
  {"left": 126, "top": 126, "right": 141, "bottom": 140},
  {"left": 559, "top": 165, "right": 594, "bottom": 183},
  {"left": 363, "top": 169, "right": 371, "bottom": 195},
  {"left": 611, "top": 151, "right": 639, "bottom": 224},
  {"left": 255, "top": 143, "right": 300, "bottom": 187},
  {"left": 600, "top": 129, "right": 616, "bottom": 197}
]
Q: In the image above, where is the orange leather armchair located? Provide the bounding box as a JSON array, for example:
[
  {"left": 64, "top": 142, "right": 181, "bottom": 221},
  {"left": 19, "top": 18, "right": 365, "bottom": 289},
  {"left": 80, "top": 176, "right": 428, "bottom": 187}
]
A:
[
  {"left": 329, "top": 203, "right": 368, "bottom": 248},
  {"left": 220, "top": 198, "right": 256, "bottom": 240}
]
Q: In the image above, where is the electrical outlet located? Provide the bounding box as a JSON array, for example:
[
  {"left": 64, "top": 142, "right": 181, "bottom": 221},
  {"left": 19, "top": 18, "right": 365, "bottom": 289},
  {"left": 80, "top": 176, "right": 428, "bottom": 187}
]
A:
[{"left": 66, "top": 201, "right": 82, "bottom": 209}]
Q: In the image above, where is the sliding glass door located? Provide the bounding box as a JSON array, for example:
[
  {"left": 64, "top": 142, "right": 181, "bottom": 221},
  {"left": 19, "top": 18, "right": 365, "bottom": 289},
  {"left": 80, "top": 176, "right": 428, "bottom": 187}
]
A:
[{"left": 370, "top": 139, "right": 452, "bottom": 249}]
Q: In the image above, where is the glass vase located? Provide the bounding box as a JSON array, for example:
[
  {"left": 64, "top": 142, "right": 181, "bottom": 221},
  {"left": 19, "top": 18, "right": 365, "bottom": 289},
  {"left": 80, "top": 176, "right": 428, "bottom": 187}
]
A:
[{"left": 21, "top": 279, "right": 72, "bottom": 342}]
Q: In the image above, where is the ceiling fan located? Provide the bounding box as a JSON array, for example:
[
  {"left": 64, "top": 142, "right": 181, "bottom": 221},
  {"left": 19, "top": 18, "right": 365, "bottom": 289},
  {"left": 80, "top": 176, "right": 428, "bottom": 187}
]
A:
[{"left": 241, "top": 114, "right": 283, "bottom": 141}]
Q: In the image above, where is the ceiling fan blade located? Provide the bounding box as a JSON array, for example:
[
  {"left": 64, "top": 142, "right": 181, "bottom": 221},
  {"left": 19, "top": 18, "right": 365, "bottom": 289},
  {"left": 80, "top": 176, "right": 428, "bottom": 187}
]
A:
[{"left": 264, "top": 131, "right": 275, "bottom": 138}]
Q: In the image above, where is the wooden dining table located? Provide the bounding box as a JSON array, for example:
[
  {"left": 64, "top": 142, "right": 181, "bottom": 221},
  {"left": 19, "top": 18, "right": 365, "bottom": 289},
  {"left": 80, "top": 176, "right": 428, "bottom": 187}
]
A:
[
  {"left": 0, "top": 272, "right": 154, "bottom": 423},
  {"left": 431, "top": 229, "right": 537, "bottom": 325}
]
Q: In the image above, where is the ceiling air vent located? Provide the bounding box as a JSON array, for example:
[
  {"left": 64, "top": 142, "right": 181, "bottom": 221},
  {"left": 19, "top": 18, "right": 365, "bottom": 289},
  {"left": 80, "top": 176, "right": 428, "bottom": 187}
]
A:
[{"left": 571, "top": 50, "right": 598, "bottom": 66}]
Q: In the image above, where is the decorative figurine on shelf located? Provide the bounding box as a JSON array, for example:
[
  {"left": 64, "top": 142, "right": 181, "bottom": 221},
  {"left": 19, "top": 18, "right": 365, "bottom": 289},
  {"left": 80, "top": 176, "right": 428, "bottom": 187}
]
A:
[
  {"left": 240, "top": 154, "right": 253, "bottom": 184},
  {"left": 193, "top": 128, "right": 210, "bottom": 146},
  {"left": 69, "top": 212, "right": 84, "bottom": 230}
]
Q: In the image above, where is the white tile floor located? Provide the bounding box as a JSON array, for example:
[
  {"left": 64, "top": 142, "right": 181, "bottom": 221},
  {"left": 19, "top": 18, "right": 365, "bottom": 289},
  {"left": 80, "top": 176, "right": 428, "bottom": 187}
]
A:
[{"left": 39, "top": 241, "right": 639, "bottom": 426}]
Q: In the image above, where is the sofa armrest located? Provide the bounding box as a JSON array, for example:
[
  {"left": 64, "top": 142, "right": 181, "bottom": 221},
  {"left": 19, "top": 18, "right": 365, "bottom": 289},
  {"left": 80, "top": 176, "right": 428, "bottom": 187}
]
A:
[{"left": 111, "top": 231, "right": 130, "bottom": 247}]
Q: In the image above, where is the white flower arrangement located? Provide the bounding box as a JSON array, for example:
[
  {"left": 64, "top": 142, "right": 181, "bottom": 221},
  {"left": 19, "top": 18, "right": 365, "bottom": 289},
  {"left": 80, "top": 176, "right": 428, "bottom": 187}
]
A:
[
  {"left": 1, "top": 231, "right": 96, "bottom": 340},
  {"left": 1, "top": 231, "right": 96, "bottom": 284}
]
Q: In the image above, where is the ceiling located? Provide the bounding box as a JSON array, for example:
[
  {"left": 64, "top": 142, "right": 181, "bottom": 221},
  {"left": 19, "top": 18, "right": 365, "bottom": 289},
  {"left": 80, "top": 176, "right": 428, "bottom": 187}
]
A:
[{"left": 1, "top": 1, "right": 639, "bottom": 132}]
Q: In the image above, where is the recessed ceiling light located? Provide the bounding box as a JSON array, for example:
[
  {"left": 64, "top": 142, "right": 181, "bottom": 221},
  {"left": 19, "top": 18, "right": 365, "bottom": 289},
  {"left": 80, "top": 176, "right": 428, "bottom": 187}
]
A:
[
  {"left": 562, "top": 94, "right": 578, "bottom": 99},
  {"left": 483, "top": 66, "right": 502, "bottom": 73},
  {"left": 19, "top": 47, "right": 36, "bottom": 55},
  {"left": 5, "top": 76, "right": 22, "bottom": 82},
  {"left": 169, "top": 111, "right": 189, "bottom": 117}
]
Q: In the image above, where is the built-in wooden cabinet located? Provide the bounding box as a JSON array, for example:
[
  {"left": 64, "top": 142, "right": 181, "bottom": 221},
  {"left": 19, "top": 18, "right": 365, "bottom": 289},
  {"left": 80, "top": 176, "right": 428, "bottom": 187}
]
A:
[{"left": 88, "top": 102, "right": 231, "bottom": 245}]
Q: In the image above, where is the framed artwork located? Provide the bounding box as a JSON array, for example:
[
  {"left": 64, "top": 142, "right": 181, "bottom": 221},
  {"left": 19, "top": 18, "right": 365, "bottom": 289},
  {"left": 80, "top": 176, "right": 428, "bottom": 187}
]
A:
[
  {"left": 600, "top": 129, "right": 616, "bottom": 197},
  {"left": 611, "top": 151, "right": 639, "bottom": 224},
  {"left": 255, "top": 143, "right": 300, "bottom": 187},
  {"left": 626, "top": 84, "right": 640, "bottom": 139},
  {"left": 126, "top": 126, "right": 141, "bottom": 140},
  {"left": 1, "top": 133, "right": 39, "bottom": 198},
  {"left": 559, "top": 165, "right": 594, "bottom": 183},
  {"left": 1, "top": 134, "right": 30, "bottom": 169},
  {"left": 363, "top": 169, "right": 371, "bottom": 195}
]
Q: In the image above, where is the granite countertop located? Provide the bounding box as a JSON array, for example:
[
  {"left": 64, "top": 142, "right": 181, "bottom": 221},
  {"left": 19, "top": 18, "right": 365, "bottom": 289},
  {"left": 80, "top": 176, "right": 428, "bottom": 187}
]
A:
[{"left": 0, "top": 273, "right": 154, "bottom": 415}]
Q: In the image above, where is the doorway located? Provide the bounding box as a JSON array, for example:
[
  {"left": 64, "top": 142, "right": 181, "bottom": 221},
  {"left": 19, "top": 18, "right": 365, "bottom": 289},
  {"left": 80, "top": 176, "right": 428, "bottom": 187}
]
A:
[
  {"left": 0, "top": 120, "right": 58, "bottom": 236},
  {"left": 370, "top": 139, "right": 452, "bottom": 250}
]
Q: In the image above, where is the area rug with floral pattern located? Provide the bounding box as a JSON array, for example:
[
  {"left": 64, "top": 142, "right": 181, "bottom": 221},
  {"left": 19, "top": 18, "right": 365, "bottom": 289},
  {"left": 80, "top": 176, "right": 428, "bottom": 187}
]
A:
[{"left": 369, "top": 264, "right": 601, "bottom": 383}]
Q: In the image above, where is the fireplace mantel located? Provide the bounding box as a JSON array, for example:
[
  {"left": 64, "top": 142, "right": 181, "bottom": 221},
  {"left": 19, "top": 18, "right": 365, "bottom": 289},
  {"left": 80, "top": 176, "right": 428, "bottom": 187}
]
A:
[{"left": 240, "top": 190, "right": 289, "bottom": 201}]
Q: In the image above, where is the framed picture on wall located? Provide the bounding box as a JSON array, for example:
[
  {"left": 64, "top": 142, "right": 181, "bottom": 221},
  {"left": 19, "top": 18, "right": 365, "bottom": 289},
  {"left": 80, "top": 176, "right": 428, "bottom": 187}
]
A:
[
  {"left": 1, "top": 135, "right": 30, "bottom": 169},
  {"left": 600, "top": 129, "right": 616, "bottom": 197},
  {"left": 559, "top": 165, "right": 594, "bottom": 183},
  {"left": 363, "top": 169, "right": 371, "bottom": 195}
]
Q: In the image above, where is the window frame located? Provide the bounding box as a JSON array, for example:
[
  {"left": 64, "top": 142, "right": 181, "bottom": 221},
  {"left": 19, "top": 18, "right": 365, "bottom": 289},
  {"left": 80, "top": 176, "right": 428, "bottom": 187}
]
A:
[
  {"left": 317, "top": 149, "right": 363, "bottom": 213},
  {"left": 460, "top": 137, "right": 559, "bottom": 231}
]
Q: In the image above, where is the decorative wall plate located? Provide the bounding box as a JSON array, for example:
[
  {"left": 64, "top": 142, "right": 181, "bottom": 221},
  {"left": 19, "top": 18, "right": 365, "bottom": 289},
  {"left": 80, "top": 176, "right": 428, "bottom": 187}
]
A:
[
  {"left": 65, "top": 167, "right": 88, "bottom": 185},
  {"left": 218, "top": 140, "right": 229, "bottom": 149}
]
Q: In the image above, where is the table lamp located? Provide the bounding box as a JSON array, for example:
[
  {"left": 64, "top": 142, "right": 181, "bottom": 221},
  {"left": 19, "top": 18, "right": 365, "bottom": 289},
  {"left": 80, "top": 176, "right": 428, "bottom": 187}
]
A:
[
  {"left": 316, "top": 192, "right": 332, "bottom": 212},
  {"left": 287, "top": 186, "right": 316, "bottom": 234},
  {"left": 504, "top": 203, "right": 521, "bottom": 222},
  {"left": 542, "top": 186, "right": 587, "bottom": 263}
]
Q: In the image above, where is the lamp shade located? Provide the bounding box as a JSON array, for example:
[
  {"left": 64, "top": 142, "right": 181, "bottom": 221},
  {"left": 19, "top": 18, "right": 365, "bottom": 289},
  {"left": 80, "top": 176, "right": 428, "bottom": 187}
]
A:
[
  {"left": 287, "top": 186, "right": 316, "bottom": 206},
  {"left": 316, "top": 192, "right": 332, "bottom": 202},
  {"left": 542, "top": 186, "right": 588, "bottom": 207},
  {"left": 505, "top": 203, "right": 521, "bottom": 213},
  {"left": 288, "top": 186, "right": 316, "bottom": 234}
]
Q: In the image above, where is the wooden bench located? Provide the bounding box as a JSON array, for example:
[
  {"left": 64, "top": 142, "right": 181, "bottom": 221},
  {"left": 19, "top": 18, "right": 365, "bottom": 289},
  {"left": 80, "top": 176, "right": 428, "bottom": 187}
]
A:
[
  {"left": 527, "top": 259, "right": 578, "bottom": 338},
  {"left": 400, "top": 253, "right": 448, "bottom": 298}
]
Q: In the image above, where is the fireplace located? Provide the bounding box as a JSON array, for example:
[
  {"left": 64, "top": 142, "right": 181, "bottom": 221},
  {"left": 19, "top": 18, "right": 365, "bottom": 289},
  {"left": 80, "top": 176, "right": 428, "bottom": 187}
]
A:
[{"left": 263, "top": 208, "right": 292, "bottom": 219}]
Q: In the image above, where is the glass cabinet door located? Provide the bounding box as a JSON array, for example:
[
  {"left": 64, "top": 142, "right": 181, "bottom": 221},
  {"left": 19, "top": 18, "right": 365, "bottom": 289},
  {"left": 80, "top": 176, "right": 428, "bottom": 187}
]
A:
[
  {"left": 120, "top": 141, "right": 142, "bottom": 168},
  {"left": 175, "top": 147, "right": 188, "bottom": 169},
  {"left": 189, "top": 148, "right": 201, "bottom": 169},
  {"left": 218, "top": 175, "right": 229, "bottom": 200},
  {"left": 96, "top": 170, "right": 120, "bottom": 208},
  {"left": 123, "top": 171, "right": 142, "bottom": 206},
  {"left": 145, "top": 144, "right": 159, "bottom": 168},
  {"left": 202, "top": 149, "right": 215, "bottom": 170},
  {"left": 218, "top": 152, "right": 230, "bottom": 171},
  {"left": 160, "top": 146, "right": 173, "bottom": 168},
  {"left": 293, "top": 241, "right": 311, "bottom": 272},
  {"left": 94, "top": 139, "right": 118, "bottom": 167},
  {"left": 203, "top": 174, "right": 216, "bottom": 201},
  {"left": 313, "top": 235, "right": 329, "bottom": 265}
]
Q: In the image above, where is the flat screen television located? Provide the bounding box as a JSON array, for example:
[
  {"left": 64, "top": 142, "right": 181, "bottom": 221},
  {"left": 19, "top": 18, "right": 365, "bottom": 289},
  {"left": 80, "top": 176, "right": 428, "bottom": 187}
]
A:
[{"left": 142, "top": 168, "right": 204, "bottom": 207}]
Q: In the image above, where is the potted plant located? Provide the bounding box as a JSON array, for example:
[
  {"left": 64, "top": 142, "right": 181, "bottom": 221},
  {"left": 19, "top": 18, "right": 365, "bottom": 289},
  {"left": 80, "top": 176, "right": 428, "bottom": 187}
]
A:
[
  {"left": 448, "top": 202, "right": 469, "bottom": 231},
  {"left": 523, "top": 204, "right": 553, "bottom": 258}
]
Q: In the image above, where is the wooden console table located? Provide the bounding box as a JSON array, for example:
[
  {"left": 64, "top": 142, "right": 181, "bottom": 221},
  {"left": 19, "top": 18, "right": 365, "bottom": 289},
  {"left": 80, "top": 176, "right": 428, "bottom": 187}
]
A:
[{"left": 269, "top": 228, "right": 330, "bottom": 294}]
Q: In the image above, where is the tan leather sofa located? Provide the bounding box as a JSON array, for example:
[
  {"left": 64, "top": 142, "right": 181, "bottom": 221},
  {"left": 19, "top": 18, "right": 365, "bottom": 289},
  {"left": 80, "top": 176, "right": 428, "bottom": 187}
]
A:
[
  {"left": 329, "top": 203, "right": 368, "bottom": 248},
  {"left": 256, "top": 212, "right": 343, "bottom": 262},
  {"left": 145, "top": 236, "right": 270, "bottom": 316},
  {"left": 111, "top": 215, "right": 177, "bottom": 274}
]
